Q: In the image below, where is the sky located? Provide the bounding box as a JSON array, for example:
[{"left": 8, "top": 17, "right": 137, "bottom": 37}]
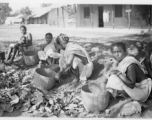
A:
[
  {"left": 1, "top": 0, "right": 69, "bottom": 14},
  {"left": 9, "top": 2, "right": 41, "bottom": 13},
  {"left": 0, "top": 0, "right": 152, "bottom": 14}
]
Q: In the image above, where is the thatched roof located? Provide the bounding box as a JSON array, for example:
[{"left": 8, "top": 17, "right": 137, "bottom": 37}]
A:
[{"left": 29, "top": 4, "right": 71, "bottom": 18}]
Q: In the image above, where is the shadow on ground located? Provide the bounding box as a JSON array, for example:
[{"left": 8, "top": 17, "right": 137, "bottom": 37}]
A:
[{"left": 2, "top": 33, "right": 152, "bottom": 118}]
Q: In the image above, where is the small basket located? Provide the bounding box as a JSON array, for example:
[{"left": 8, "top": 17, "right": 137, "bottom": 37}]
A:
[
  {"left": 33, "top": 68, "right": 56, "bottom": 91},
  {"left": 41, "top": 64, "right": 60, "bottom": 73},
  {"left": 81, "top": 84, "right": 110, "bottom": 113},
  {"left": 24, "top": 51, "right": 39, "bottom": 66}
]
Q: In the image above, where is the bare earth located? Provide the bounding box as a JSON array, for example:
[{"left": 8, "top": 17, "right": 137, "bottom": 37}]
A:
[{"left": 1, "top": 24, "right": 152, "bottom": 118}]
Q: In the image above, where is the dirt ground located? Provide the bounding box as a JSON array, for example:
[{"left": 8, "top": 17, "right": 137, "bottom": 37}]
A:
[
  {"left": 1, "top": 25, "right": 152, "bottom": 118},
  {"left": 0, "top": 24, "right": 150, "bottom": 41}
]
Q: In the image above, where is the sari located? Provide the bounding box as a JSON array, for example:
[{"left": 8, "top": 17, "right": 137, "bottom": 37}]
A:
[
  {"left": 106, "top": 56, "right": 152, "bottom": 102},
  {"left": 59, "top": 42, "right": 94, "bottom": 81}
]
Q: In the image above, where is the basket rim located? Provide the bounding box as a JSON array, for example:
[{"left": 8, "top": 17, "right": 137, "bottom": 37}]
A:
[
  {"left": 81, "top": 89, "right": 110, "bottom": 95},
  {"left": 35, "top": 68, "right": 56, "bottom": 78}
]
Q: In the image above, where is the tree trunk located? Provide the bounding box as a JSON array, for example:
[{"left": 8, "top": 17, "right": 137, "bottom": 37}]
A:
[
  {"left": 75, "top": 4, "right": 77, "bottom": 28},
  {"left": 91, "top": 5, "right": 93, "bottom": 28},
  {"left": 62, "top": 7, "right": 65, "bottom": 28},
  {"left": 148, "top": 5, "right": 151, "bottom": 31},
  {"left": 57, "top": 8, "right": 59, "bottom": 28},
  {"left": 128, "top": 12, "right": 131, "bottom": 29}
]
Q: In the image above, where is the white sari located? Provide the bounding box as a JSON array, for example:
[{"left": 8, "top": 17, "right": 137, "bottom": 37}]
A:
[{"left": 60, "top": 42, "right": 94, "bottom": 81}]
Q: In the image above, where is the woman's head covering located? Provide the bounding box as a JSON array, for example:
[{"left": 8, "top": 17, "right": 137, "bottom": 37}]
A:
[{"left": 56, "top": 33, "right": 69, "bottom": 44}]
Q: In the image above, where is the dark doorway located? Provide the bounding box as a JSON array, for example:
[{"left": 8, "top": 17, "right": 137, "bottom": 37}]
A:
[
  {"left": 45, "top": 17, "right": 47, "bottom": 24},
  {"left": 98, "top": 6, "right": 104, "bottom": 27}
]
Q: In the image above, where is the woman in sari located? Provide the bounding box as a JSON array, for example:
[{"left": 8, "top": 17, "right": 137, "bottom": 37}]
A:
[
  {"left": 55, "top": 34, "right": 94, "bottom": 87},
  {"left": 128, "top": 41, "right": 152, "bottom": 79},
  {"left": 106, "top": 42, "right": 152, "bottom": 102},
  {"left": 4, "top": 25, "right": 34, "bottom": 64}
]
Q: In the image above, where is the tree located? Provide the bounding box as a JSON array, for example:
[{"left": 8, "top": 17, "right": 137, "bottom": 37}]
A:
[
  {"left": 41, "top": 3, "right": 52, "bottom": 7},
  {"left": 9, "top": 10, "right": 20, "bottom": 17},
  {"left": 63, "top": 5, "right": 76, "bottom": 18},
  {"left": 0, "top": 3, "right": 12, "bottom": 24},
  {"left": 19, "top": 7, "right": 32, "bottom": 25},
  {"left": 20, "top": 6, "right": 32, "bottom": 18}
]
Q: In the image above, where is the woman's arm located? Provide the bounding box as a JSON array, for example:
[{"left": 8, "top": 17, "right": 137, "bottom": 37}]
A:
[
  {"left": 144, "top": 55, "right": 152, "bottom": 78},
  {"left": 58, "top": 53, "right": 74, "bottom": 74},
  {"left": 41, "top": 44, "right": 47, "bottom": 51},
  {"left": 117, "top": 64, "right": 137, "bottom": 88},
  {"left": 79, "top": 46, "right": 92, "bottom": 63}
]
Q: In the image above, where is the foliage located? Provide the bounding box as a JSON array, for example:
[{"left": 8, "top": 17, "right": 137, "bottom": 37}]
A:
[
  {"left": 0, "top": 3, "right": 12, "bottom": 24},
  {"left": 1, "top": 39, "right": 152, "bottom": 117},
  {"left": 41, "top": 3, "right": 52, "bottom": 7},
  {"left": 20, "top": 6, "right": 32, "bottom": 18},
  {"left": 63, "top": 5, "right": 76, "bottom": 18},
  {"left": 9, "top": 10, "right": 20, "bottom": 17}
]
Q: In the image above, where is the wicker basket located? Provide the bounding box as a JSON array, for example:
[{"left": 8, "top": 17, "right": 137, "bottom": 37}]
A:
[
  {"left": 24, "top": 51, "right": 39, "bottom": 66},
  {"left": 81, "top": 84, "right": 110, "bottom": 113},
  {"left": 33, "top": 68, "right": 56, "bottom": 91},
  {"left": 41, "top": 64, "right": 60, "bottom": 73}
]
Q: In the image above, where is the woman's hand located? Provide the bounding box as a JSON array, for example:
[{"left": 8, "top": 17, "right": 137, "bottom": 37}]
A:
[
  {"left": 109, "top": 70, "right": 120, "bottom": 77},
  {"left": 55, "top": 72, "right": 61, "bottom": 81}
]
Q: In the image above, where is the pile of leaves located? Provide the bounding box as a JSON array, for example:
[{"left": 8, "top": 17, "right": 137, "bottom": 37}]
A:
[
  {"left": 0, "top": 64, "right": 105, "bottom": 117},
  {"left": 1, "top": 40, "right": 146, "bottom": 117},
  {"left": 0, "top": 41, "right": 113, "bottom": 117}
]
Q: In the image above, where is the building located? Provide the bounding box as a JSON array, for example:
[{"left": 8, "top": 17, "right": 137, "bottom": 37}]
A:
[
  {"left": 5, "top": 15, "right": 23, "bottom": 25},
  {"left": 28, "top": 4, "right": 70, "bottom": 27},
  {"left": 76, "top": 4, "right": 150, "bottom": 29},
  {"left": 28, "top": 7, "right": 52, "bottom": 24}
]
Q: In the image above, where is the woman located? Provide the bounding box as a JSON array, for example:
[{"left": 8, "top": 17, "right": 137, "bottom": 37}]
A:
[
  {"left": 128, "top": 41, "right": 152, "bottom": 78},
  {"left": 55, "top": 34, "right": 94, "bottom": 87},
  {"left": 38, "top": 33, "right": 61, "bottom": 66},
  {"left": 106, "top": 42, "right": 152, "bottom": 102},
  {"left": 4, "top": 25, "right": 33, "bottom": 64}
]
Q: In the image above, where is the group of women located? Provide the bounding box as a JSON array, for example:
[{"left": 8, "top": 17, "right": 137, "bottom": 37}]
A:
[
  {"left": 4, "top": 25, "right": 152, "bottom": 103},
  {"left": 4, "top": 25, "right": 94, "bottom": 88}
]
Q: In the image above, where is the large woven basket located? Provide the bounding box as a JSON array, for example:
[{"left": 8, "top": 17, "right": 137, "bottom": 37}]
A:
[
  {"left": 41, "top": 64, "right": 60, "bottom": 73},
  {"left": 24, "top": 51, "right": 39, "bottom": 66},
  {"left": 33, "top": 68, "right": 56, "bottom": 91},
  {"left": 81, "top": 84, "right": 110, "bottom": 113}
]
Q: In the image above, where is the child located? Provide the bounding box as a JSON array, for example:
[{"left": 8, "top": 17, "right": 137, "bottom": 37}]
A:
[
  {"left": 18, "top": 36, "right": 28, "bottom": 53},
  {"left": 5, "top": 25, "right": 33, "bottom": 64},
  {"left": 38, "top": 33, "right": 61, "bottom": 67}
]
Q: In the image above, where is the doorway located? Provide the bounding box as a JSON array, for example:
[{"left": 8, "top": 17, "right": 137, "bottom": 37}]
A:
[
  {"left": 45, "top": 17, "right": 47, "bottom": 24},
  {"left": 98, "top": 6, "right": 104, "bottom": 27}
]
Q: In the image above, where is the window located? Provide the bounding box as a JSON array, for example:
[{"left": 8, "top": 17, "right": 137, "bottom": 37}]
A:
[
  {"left": 84, "top": 7, "right": 90, "bottom": 18},
  {"left": 115, "top": 5, "right": 123, "bottom": 17}
]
